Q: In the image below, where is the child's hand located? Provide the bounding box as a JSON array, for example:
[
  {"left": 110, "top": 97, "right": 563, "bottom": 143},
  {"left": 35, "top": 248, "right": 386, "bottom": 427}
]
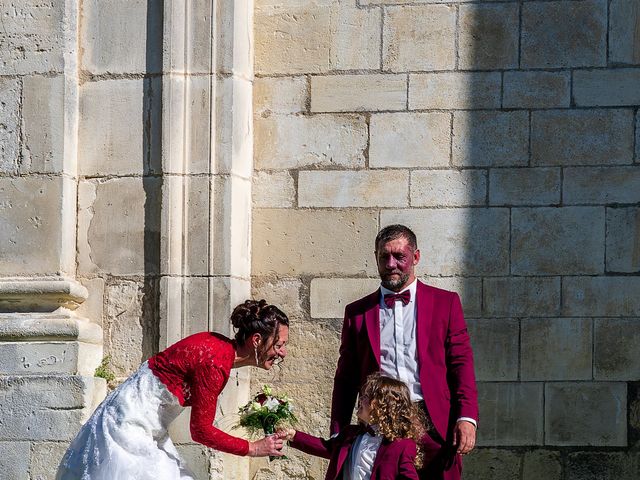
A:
[{"left": 275, "top": 428, "right": 296, "bottom": 441}]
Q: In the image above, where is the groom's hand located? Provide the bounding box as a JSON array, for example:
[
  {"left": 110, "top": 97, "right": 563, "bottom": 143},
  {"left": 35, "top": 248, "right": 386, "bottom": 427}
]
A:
[{"left": 452, "top": 420, "right": 476, "bottom": 455}]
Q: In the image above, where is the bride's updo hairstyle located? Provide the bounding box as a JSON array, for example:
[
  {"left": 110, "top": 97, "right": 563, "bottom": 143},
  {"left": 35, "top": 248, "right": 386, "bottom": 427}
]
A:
[{"left": 231, "top": 299, "right": 289, "bottom": 348}]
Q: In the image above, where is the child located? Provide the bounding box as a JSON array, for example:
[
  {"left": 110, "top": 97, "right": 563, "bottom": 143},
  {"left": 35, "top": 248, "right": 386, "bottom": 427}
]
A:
[{"left": 280, "top": 373, "right": 425, "bottom": 480}]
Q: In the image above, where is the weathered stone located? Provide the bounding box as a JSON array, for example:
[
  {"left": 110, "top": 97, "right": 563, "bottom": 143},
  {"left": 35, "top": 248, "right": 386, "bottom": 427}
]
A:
[
  {"left": 464, "top": 449, "right": 521, "bottom": 480},
  {"left": 564, "top": 166, "right": 640, "bottom": 204},
  {"left": 545, "top": 382, "right": 627, "bottom": 446},
  {"left": 0, "top": 441, "right": 29, "bottom": 479},
  {"left": 0, "top": 1, "right": 66, "bottom": 74},
  {"left": 254, "top": 77, "right": 308, "bottom": 116},
  {"left": 521, "top": 318, "right": 592, "bottom": 380},
  {"left": 490, "top": 168, "right": 561, "bottom": 206},
  {"left": 254, "top": 114, "right": 367, "bottom": 169},
  {"left": 81, "top": 0, "right": 158, "bottom": 74},
  {"left": 595, "top": 318, "right": 640, "bottom": 380},
  {"left": 0, "top": 342, "right": 86, "bottom": 375},
  {"left": 0, "top": 78, "right": 20, "bottom": 172},
  {"left": 382, "top": 5, "right": 456, "bottom": 72},
  {"left": 253, "top": 209, "right": 379, "bottom": 276},
  {"left": 574, "top": 69, "right": 640, "bottom": 106},
  {"left": 511, "top": 207, "right": 605, "bottom": 275},
  {"left": 175, "top": 444, "right": 210, "bottom": 480},
  {"left": 181, "top": 76, "right": 214, "bottom": 174},
  {"left": 255, "top": 6, "right": 330, "bottom": 75},
  {"left": 311, "top": 75, "right": 407, "bottom": 112},
  {"left": 182, "top": 176, "right": 211, "bottom": 276},
  {"left": 467, "top": 319, "right": 519, "bottom": 381},
  {"left": 0, "top": 176, "right": 68, "bottom": 276},
  {"left": 531, "top": 109, "right": 634, "bottom": 166},
  {"left": 483, "top": 277, "right": 561, "bottom": 317},
  {"left": 77, "top": 177, "right": 161, "bottom": 276},
  {"left": 567, "top": 451, "right": 640, "bottom": 480},
  {"left": 563, "top": 276, "right": 640, "bottom": 316},
  {"left": 31, "top": 441, "right": 69, "bottom": 480},
  {"left": 410, "top": 169, "right": 487, "bottom": 207},
  {"left": 521, "top": 0, "right": 607, "bottom": 68},
  {"left": 369, "top": 112, "right": 451, "bottom": 169},
  {"left": 452, "top": 111, "right": 529, "bottom": 167},
  {"left": 523, "top": 450, "right": 562, "bottom": 480},
  {"left": 299, "top": 170, "right": 409, "bottom": 208},
  {"left": 606, "top": 207, "right": 640, "bottom": 273},
  {"left": 252, "top": 277, "right": 305, "bottom": 320},
  {"left": 310, "top": 278, "right": 380, "bottom": 319},
  {"left": 609, "top": 0, "right": 640, "bottom": 65},
  {"left": 422, "top": 276, "right": 482, "bottom": 318},
  {"left": 458, "top": 4, "right": 519, "bottom": 70},
  {"left": 381, "top": 208, "right": 510, "bottom": 276},
  {"left": 477, "top": 382, "right": 544, "bottom": 445},
  {"left": 330, "top": 6, "right": 381, "bottom": 70},
  {"left": 253, "top": 171, "right": 296, "bottom": 208},
  {"left": 409, "top": 72, "right": 501, "bottom": 110},
  {"left": 503, "top": 71, "right": 571, "bottom": 109}
]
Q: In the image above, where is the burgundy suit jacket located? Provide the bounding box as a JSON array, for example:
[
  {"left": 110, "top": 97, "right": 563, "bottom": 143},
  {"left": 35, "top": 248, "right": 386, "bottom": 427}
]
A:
[
  {"left": 330, "top": 281, "right": 479, "bottom": 441},
  {"left": 291, "top": 425, "right": 419, "bottom": 480}
]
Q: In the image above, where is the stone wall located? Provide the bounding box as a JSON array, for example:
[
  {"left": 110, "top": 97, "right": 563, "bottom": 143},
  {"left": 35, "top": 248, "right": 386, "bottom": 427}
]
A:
[{"left": 252, "top": 0, "right": 640, "bottom": 479}]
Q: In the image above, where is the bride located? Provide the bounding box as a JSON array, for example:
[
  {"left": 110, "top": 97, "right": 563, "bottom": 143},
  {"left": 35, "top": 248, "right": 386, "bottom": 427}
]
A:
[{"left": 56, "top": 299, "right": 289, "bottom": 480}]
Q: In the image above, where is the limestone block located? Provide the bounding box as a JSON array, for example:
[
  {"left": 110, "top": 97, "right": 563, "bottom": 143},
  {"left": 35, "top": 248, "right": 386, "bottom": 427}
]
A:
[
  {"left": 252, "top": 209, "right": 379, "bottom": 276},
  {"left": 422, "top": 276, "right": 482, "bottom": 318},
  {"left": 409, "top": 72, "right": 501, "bottom": 110},
  {"left": 531, "top": 109, "right": 634, "bottom": 166},
  {"left": 21, "top": 75, "right": 65, "bottom": 173},
  {"left": 180, "top": 277, "right": 210, "bottom": 337},
  {"left": 458, "top": 4, "right": 519, "bottom": 70},
  {"left": 464, "top": 449, "right": 521, "bottom": 479},
  {"left": 0, "top": 342, "right": 86, "bottom": 375},
  {"left": 382, "top": 5, "right": 456, "bottom": 72},
  {"left": 182, "top": 76, "right": 213, "bottom": 175},
  {"left": 254, "top": 77, "right": 308, "bottom": 116},
  {"left": 511, "top": 207, "right": 605, "bottom": 275},
  {"left": 175, "top": 445, "right": 211, "bottom": 480},
  {"left": 490, "top": 168, "right": 561, "bottom": 206},
  {"left": 254, "top": 114, "right": 367, "bottom": 169},
  {"left": 637, "top": 111, "right": 640, "bottom": 162},
  {"left": 574, "top": 69, "right": 640, "bottom": 106},
  {"left": 252, "top": 277, "right": 305, "bottom": 320},
  {"left": 75, "top": 278, "right": 104, "bottom": 326},
  {"left": 545, "top": 382, "right": 627, "bottom": 446},
  {"left": 477, "top": 382, "right": 544, "bottom": 445},
  {"left": 609, "top": 0, "right": 640, "bottom": 64},
  {"left": 594, "top": 318, "right": 640, "bottom": 380},
  {"left": 566, "top": 452, "right": 640, "bottom": 480},
  {"left": 503, "top": 71, "right": 571, "bottom": 109},
  {"left": 255, "top": 6, "right": 330, "bottom": 75},
  {"left": 410, "top": 169, "right": 486, "bottom": 207},
  {"left": 31, "top": 442, "right": 69, "bottom": 480},
  {"left": 523, "top": 450, "right": 562, "bottom": 480},
  {"left": 0, "top": 375, "right": 106, "bottom": 441},
  {"left": 564, "top": 166, "right": 640, "bottom": 204},
  {"left": 77, "top": 177, "right": 161, "bottom": 276},
  {"left": 310, "top": 75, "right": 407, "bottom": 112},
  {"left": 606, "top": 207, "right": 640, "bottom": 273},
  {"left": 467, "top": 319, "right": 519, "bottom": 381},
  {"left": 310, "top": 278, "right": 380, "bottom": 318},
  {"left": 369, "top": 112, "right": 450, "bottom": 169},
  {"left": 253, "top": 171, "right": 296, "bottom": 208},
  {"left": 184, "top": 176, "right": 211, "bottom": 276},
  {"left": 330, "top": 6, "right": 381, "bottom": 70},
  {"left": 0, "top": 78, "right": 20, "bottom": 173},
  {"left": 452, "top": 111, "right": 529, "bottom": 167},
  {"left": 0, "top": 441, "right": 29, "bottom": 479},
  {"left": 521, "top": 0, "right": 607, "bottom": 68},
  {"left": 380, "top": 208, "right": 510, "bottom": 276},
  {"left": 483, "top": 277, "right": 561, "bottom": 317},
  {"left": 81, "top": 0, "right": 158, "bottom": 74},
  {"left": 563, "top": 276, "right": 640, "bottom": 316},
  {"left": 0, "top": 176, "right": 68, "bottom": 276},
  {"left": 0, "top": 277, "right": 88, "bottom": 313},
  {"left": 521, "top": 318, "right": 592, "bottom": 380},
  {"left": 299, "top": 170, "right": 409, "bottom": 208},
  {"left": 0, "top": 1, "right": 65, "bottom": 74}
]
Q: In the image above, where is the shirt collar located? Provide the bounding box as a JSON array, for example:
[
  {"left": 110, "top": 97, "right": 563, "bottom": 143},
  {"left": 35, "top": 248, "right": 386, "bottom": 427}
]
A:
[{"left": 379, "top": 278, "right": 417, "bottom": 305}]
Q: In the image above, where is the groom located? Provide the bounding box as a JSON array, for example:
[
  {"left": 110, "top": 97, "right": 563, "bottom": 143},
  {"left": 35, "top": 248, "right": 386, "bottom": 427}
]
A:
[{"left": 330, "top": 224, "right": 478, "bottom": 480}]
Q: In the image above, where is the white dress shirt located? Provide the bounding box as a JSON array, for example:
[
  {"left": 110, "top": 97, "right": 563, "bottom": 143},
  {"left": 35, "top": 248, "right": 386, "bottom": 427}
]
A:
[{"left": 344, "top": 431, "right": 382, "bottom": 480}]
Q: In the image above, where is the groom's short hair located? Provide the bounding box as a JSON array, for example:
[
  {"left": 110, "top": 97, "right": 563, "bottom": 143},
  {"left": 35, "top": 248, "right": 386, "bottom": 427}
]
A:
[{"left": 375, "top": 224, "right": 418, "bottom": 252}]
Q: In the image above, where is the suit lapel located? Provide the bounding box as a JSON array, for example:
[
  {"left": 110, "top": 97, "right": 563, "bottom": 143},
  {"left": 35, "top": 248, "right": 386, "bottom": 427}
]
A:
[
  {"left": 365, "top": 289, "right": 381, "bottom": 367},
  {"left": 415, "top": 280, "right": 434, "bottom": 373}
]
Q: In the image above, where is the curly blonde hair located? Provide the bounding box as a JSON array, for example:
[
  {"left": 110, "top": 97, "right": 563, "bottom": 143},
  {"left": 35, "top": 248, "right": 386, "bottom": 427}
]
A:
[{"left": 361, "top": 373, "right": 426, "bottom": 469}]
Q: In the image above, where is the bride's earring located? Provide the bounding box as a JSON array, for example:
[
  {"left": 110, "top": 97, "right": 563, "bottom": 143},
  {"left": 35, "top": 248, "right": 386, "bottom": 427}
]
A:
[{"left": 254, "top": 346, "right": 259, "bottom": 366}]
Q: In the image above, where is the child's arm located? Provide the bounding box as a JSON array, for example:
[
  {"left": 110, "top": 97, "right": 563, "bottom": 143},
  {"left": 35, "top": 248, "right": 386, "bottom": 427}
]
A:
[
  {"left": 397, "top": 440, "right": 419, "bottom": 480},
  {"left": 281, "top": 428, "right": 334, "bottom": 460}
]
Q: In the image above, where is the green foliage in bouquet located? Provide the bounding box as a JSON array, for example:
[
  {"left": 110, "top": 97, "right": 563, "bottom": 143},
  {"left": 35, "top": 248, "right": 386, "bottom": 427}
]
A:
[{"left": 237, "top": 385, "right": 297, "bottom": 436}]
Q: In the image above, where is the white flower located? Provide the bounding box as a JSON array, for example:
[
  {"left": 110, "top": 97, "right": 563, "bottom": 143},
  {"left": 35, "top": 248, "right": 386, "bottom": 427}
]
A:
[{"left": 264, "top": 397, "right": 280, "bottom": 412}]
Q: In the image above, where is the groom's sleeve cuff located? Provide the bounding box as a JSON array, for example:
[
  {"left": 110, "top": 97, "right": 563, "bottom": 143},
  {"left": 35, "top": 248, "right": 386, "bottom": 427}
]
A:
[{"left": 456, "top": 417, "right": 477, "bottom": 428}]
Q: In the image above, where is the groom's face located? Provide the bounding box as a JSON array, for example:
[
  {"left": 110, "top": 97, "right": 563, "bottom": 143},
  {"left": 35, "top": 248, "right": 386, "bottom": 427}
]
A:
[{"left": 375, "top": 236, "right": 420, "bottom": 292}]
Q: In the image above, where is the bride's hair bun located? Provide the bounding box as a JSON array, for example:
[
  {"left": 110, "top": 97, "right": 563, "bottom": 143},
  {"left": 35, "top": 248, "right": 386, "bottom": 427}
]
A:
[{"left": 231, "top": 299, "right": 289, "bottom": 345}]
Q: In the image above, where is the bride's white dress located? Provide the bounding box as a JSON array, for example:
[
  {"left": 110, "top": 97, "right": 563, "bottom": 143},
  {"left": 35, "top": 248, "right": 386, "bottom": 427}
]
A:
[{"left": 56, "top": 362, "right": 195, "bottom": 480}]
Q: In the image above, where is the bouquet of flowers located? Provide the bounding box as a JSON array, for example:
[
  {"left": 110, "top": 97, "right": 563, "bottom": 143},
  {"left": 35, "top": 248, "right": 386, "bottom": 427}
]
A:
[{"left": 237, "top": 385, "right": 297, "bottom": 459}]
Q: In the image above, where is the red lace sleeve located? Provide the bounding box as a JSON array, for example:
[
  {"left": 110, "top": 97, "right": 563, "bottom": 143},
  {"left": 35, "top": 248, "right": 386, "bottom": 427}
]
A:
[{"left": 189, "top": 362, "right": 250, "bottom": 456}]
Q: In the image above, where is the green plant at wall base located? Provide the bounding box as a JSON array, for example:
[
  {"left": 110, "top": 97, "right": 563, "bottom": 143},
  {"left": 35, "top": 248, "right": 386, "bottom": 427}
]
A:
[{"left": 94, "top": 356, "right": 116, "bottom": 383}]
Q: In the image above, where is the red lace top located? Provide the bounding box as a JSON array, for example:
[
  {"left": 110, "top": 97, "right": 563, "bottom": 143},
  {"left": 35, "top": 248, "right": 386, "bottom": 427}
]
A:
[{"left": 148, "top": 332, "right": 250, "bottom": 456}]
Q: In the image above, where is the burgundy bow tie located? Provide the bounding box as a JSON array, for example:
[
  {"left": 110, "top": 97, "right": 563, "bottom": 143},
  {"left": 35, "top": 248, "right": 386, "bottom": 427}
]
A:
[{"left": 383, "top": 290, "right": 411, "bottom": 308}]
